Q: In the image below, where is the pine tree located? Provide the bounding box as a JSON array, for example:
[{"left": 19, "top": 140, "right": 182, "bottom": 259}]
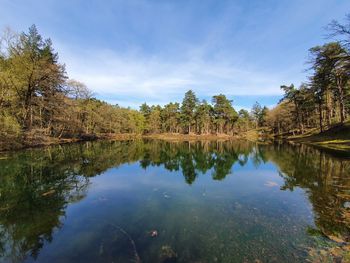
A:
[{"left": 181, "top": 90, "right": 198, "bottom": 134}]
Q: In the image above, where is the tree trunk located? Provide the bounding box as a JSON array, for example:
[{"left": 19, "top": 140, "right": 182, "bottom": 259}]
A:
[
  {"left": 325, "top": 89, "right": 331, "bottom": 127},
  {"left": 318, "top": 103, "right": 323, "bottom": 132},
  {"left": 337, "top": 77, "right": 346, "bottom": 124}
]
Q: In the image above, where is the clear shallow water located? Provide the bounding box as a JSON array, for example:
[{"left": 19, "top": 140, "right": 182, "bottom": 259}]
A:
[{"left": 0, "top": 140, "right": 349, "bottom": 262}]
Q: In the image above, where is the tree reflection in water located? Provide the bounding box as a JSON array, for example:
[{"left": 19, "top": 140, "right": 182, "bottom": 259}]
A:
[
  {"left": 263, "top": 143, "right": 350, "bottom": 242},
  {"left": 0, "top": 140, "right": 349, "bottom": 262}
]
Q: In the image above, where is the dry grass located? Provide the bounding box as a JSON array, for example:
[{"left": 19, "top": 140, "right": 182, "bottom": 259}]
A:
[
  {"left": 1, "top": 130, "right": 265, "bottom": 152},
  {"left": 142, "top": 133, "right": 235, "bottom": 141}
]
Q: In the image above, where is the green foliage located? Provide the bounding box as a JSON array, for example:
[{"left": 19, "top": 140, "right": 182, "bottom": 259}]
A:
[
  {"left": 5, "top": 25, "right": 66, "bottom": 129},
  {"left": 0, "top": 112, "right": 21, "bottom": 137},
  {"left": 212, "top": 94, "right": 238, "bottom": 133},
  {"left": 0, "top": 25, "right": 267, "bottom": 145},
  {"left": 251, "top": 102, "right": 268, "bottom": 127},
  {"left": 161, "top": 102, "right": 180, "bottom": 133},
  {"left": 181, "top": 90, "right": 198, "bottom": 133},
  {"left": 148, "top": 107, "right": 161, "bottom": 133},
  {"left": 235, "top": 109, "right": 253, "bottom": 132},
  {"left": 139, "top": 103, "right": 151, "bottom": 119},
  {"left": 195, "top": 100, "right": 212, "bottom": 134},
  {"left": 0, "top": 25, "right": 147, "bottom": 146},
  {"left": 266, "top": 14, "right": 350, "bottom": 136}
]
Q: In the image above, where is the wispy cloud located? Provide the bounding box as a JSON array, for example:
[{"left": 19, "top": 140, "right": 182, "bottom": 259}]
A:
[
  {"left": 2, "top": 0, "right": 350, "bottom": 108},
  {"left": 58, "top": 44, "right": 300, "bottom": 107}
]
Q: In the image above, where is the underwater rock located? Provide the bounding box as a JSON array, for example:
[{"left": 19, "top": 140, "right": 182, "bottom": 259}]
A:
[
  {"left": 160, "top": 245, "right": 177, "bottom": 263},
  {"left": 150, "top": 230, "right": 158, "bottom": 237}
]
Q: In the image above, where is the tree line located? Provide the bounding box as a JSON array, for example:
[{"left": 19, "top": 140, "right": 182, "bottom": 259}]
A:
[
  {"left": 2, "top": 14, "right": 349, "bottom": 148},
  {"left": 0, "top": 25, "right": 261, "bottom": 149},
  {"left": 0, "top": 25, "right": 147, "bottom": 145},
  {"left": 265, "top": 14, "right": 350, "bottom": 135},
  {"left": 139, "top": 90, "right": 260, "bottom": 135}
]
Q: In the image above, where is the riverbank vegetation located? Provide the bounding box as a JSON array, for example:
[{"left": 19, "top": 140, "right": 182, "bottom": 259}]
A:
[{"left": 1, "top": 14, "right": 350, "bottom": 151}]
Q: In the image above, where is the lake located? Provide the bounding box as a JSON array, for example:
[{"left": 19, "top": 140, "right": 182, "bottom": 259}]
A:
[{"left": 0, "top": 139, "right": 349, "bottom": 262}]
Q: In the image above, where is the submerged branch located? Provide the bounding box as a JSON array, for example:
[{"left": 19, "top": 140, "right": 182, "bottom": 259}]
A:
[{"left": 109, "top": 224, "right": 141, "bottom": 263}]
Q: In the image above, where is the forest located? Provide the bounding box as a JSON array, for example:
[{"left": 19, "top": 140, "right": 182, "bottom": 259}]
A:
[{"left": 1, "top": 14, "right": 350, "bottom": 149}]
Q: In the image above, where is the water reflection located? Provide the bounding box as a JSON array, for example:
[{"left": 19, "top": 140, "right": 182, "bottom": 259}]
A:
[
  {"left": 139, "top": 140, "right": 252, "bottom": 183},
  {"left": 0, "top": 140, "right": 349, "bottom": 262},
  {"left": 263, "top": 144, "right": 350, "bottom": 247}
]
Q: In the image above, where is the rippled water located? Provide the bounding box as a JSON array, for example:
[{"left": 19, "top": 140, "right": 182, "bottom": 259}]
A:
[{"left": 0, "top": 140, "right": 349, "bottom": 262}]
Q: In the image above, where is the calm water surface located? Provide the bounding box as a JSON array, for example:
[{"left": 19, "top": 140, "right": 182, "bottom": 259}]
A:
[{"left": 0, "top": 140, "right": 350, "bottom": 262}]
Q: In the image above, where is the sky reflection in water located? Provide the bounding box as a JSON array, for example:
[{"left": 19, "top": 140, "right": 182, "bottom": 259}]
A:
[{"left": 0, "top": 140, "right": 349, "bottom": 262}]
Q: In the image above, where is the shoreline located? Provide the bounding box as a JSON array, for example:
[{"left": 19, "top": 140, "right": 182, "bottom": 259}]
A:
[
  {"left": 281, "top": 122, "right": 350, "bottom": 153},
  {"left": 142, "top": 133, "right": 237, "bottom": 141},
  {"left": 2, "top": 127, "right": 350, "bottom": 153},
  {"left": 0, "top": 133, "right": 142, "bottom": 153},
  {"left": 289, "top": 138, "right": 350, "bottom": 153},
  {"left": 0, "top": 133, "right": 247, "bottom": 153}
]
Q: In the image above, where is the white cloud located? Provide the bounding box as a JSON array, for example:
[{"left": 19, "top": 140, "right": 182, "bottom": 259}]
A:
[
  {"left": 2, "top": 0, "right": 349, "bottom": 109},
  {"left": 57, "top": 43, "right": 302, "bottom": 107}
]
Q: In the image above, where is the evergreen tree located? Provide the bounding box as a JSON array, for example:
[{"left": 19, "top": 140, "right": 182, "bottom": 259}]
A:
[
  {"left": 195, "top": 100, "right": 212, "bottom": 134},
  {"left": 181, "top": 90, "right": 198, "bottom": 134},
  {"left": 212, "top": 94, "right": 238, "bottom": 134}
]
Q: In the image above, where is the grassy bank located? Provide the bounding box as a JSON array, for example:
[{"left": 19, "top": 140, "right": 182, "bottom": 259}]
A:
[
  {"left": 6, "top": 124, "right": 350, "bottom": 153},
  {"left": 0, "top": 132, "right": 249, "bottom": 152},
  {"left": 287, "top": 121, "right": 350, "bottom": 152}
]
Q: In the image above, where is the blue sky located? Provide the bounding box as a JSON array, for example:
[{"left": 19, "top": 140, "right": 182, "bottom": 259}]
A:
[{"left": 1, "top": 0, "right": 349, "bottom": 110}]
